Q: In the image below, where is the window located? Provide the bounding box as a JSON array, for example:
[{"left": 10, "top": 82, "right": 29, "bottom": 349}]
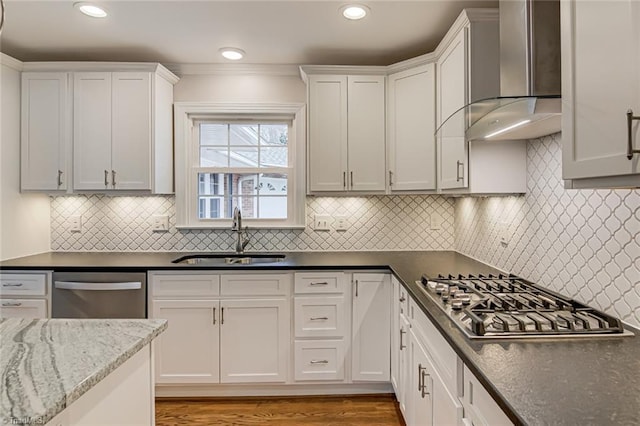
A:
[{"left": 174, "top": 103, "right": 306, "bottom": 228}]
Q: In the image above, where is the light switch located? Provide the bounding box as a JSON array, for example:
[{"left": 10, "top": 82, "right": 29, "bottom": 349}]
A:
[{"left": 314, "top": 214, "right": 331, "bottom": 231}]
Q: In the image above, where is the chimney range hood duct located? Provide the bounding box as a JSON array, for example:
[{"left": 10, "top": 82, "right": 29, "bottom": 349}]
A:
[{"left": 436, "top": 0, "right": 561, "bottom": 142}]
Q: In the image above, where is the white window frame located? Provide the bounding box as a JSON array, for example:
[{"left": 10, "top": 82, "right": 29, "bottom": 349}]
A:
[{"left": 174, "top": 102, "right": 306, "bottom": 229}]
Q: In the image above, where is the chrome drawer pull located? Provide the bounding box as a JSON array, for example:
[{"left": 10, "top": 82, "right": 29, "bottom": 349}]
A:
[
  {"left": 104, "top": 170, "right": 109, "bottom": 187},
  {"left": 399, "top": 296, "right": 406, "bottom": 302},
  {"left": 57, "top": 170, "right": 63, "bottom": 187},
  {"left": 2, "top": 302, "right": 22, "bottom": 307},
  {"left": 399, "top": 328, "right": 406, "bottom": 350},
  {"left": 310, "top": 360, "right": 329, "bottom": 365},
  {"left": 418, "top": 363, "right": 426, "bottom": 391},
  {"left": 627, "top": 109, "right": 640, "bottom": 159},
  {"left": 309, "top": 281, "right": 328, "bottom": 286},
  {"left": 421, "top": 371, "right": 431, "bottom": 398},
  {"left": 456, "top": 160, "right": 464, "bottom": 182},
  {"left": 310, "top": 316, "right": 329, "bottom": 321},
  {"left": 2, "top": 283, "right": 24, "bottom": 287}
]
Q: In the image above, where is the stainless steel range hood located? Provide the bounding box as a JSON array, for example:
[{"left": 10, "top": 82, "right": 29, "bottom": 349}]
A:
[{"left": 437, "top": 0, "right": 561, "bottom": 142}]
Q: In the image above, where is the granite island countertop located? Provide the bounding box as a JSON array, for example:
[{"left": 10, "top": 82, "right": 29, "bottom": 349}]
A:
[
  {"left": 1, "top": 251, "right": 639, "bottom": 425},
  {"left": 0, "top": 318, "right": 167, "bottom": 425}
]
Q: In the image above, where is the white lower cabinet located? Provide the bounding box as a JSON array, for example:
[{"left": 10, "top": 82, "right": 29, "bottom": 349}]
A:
[
  {"left": 461, "top": 365, "right": 512, "bottom": 426},
  {"left": 0, "top": 272, "right": 51, "bottom": 318},
  {"left": 294, "top": 340, "right": 345, "bottom": 381},
  {"left": 351, "top": 273, "right": 391, "bottom": 382},
  {"left": 150, "top": 272, "right": 291, "bottom": 386}
]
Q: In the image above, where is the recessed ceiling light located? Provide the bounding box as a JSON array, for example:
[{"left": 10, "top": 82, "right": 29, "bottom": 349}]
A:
[
  {"left": 219, "top": 47, "right": 245, "bottom": 61},
  {"left": 341, "top": 4, "right": 369, "bottom": 20},
  {"left": 74, "top": 2, "right": 108, "bottom": 18}
]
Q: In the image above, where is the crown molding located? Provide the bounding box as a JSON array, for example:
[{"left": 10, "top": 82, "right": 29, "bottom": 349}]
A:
[
  {"left": 166, "top": 63, "right": 301, "bottom": 77},
  {"left": 20, "top": 61, "right": 179, "bottom": 82},
  {"left": 0, "top": 53, "right": 24, "bottom": 71},
  {"left": 434, "top": 8, "right": 499, "bottom": 57},
  {"left": 386, "top": 52, "right": 437, "bottom": 75}
]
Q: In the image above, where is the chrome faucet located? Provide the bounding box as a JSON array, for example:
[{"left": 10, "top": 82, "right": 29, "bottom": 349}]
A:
[{"left": 231, "top": 207, "right": 250, "bottom": 253}]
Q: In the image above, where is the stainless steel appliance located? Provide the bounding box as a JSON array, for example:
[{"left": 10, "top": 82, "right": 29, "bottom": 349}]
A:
[
  {"left": 419, "top": 274, "right": 632, "bottom": 339},
  {"left": 52, "top": 272, "right": 146, "bottom": 318}
]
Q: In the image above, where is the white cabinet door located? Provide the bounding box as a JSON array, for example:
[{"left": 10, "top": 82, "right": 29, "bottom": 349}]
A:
[
  {"left": 111, "top": 72, "right": 151, "bottom": 190},
  {"left": 437, "top": 29, "right": 468, "bottom": 190},
  {"left": 562, "top": 0, "right": 640, "bottom": 182},
  {"left": 0, "top": 299, "right": 47, "bottom": 318},
  {"left": 219, "top": 298, "right": 289, "bottom": 383},
  {"left": 21, "top": 72, "right": 69, "bottom": 191},
  {"left": 391, "top": 278, "right": 400, "bottom": 393},
  {"left": 462, "top": 365, "right": 512, "bottom": 426},
  {"left": 351, "top": 273, "right": 391, "bottom": 382},
  {"left": 398, "top": 313, "right": 411, "bottom": 418},
  {"left": 308, "top": 75, "right": 348, "bottom": 191},
  {"left": 387, "top": 64, "right": 436, "bottom": 191},
  {"left": 409, "top": 329, "right": 433, "bottom": 426},
  {"left": 151, "top": 300, "right": 220, "bottom": 384},
  {"left": 73, "top": 72, "right": 112, "bottom": 190},
  {"left": 347, "top": 75, "right": 386, "bottom": 191}
]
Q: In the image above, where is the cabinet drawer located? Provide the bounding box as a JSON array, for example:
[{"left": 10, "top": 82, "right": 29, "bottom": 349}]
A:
[
  {"left": 294, "top": 340, "right": 345, "bottom": 381},
  {"left": 220, "top": 274, "right": 290, "bottom": 296},
  {"left": 0, "top": 299, "right": 47, "bottom": 318},
  {"left": 0, "top": 273, "right": 47, "bottom": 296},
  {"left": 151, "top": 274, "right": 220, "bottom": 297},
  {"left": 398, "top": 284, "right": 409, "bottom": 316},
  {"left": 294, "top": 296, "right": 346, "bottom": 338},
  {"left": 410, "top": 298, "right": 458, "bottom": 395},
  {"left": 294, "top": 272, "right": 345, "bottom": 294}
]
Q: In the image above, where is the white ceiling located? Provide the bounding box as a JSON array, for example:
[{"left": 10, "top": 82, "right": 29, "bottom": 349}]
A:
[{"left": 1, "top": 0, "right": 497, "bottom": 66}]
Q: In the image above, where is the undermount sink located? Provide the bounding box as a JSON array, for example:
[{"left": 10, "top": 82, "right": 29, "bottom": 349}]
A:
[{"left": 172, "top": 253, "right": 286, "bottom": 265}]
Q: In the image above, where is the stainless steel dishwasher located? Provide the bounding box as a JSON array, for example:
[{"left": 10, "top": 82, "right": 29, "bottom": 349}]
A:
[{"left": 52, "top": 272, "right": 146, "bottom": 318}]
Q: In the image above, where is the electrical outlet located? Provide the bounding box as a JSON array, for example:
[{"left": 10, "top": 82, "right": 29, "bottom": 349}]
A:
[
  {"left": 152, "top": 215, "right": 170, "bottom": 232},
  {"left": 430, "top": 213, "right": 442, "bottom": 230},
  {"left": 69, "top": 215, "right": 82, "bottom": 233},
  {"left": 334, "top": 215, "right": 348, "bottom": 231},
  {"left": 499, "top": 222, "right": 510, "bottom": 246},
  {"left": 314, "top": 214, "right": 331, "bottom": 231}
]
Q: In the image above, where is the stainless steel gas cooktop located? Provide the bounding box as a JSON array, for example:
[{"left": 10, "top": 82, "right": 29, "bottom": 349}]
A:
[{"left": 418, "top": 274, "right": 634, "bottom": 339}]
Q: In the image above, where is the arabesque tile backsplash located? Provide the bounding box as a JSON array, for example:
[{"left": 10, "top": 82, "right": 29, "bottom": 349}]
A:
[
  {"left": 455, "top": 134, "right": 640, "bottom": 328},
  {"left": 51, "top": 195, "right": 455, "bottom": 252},
  {"left": 49, "top": 134, "right": 639, "bottom": 327}
]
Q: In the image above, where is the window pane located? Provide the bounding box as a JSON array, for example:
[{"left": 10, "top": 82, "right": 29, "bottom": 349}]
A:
[
  {"left": 225, "top": 173, "right": 258, "bottom": 196},
  {"left": 257, "top": 173, "right": 287, "bottom": 195},
  {"left": 260, "top": 147, "right": 287, "bottom": 167},
  {"left": 231, "top": 196, "right": 257, "bottom": 219},
  {"left": 200, "top": 147, "right": 228, "bottom": 167},
  {"left": 259, "top": 196, "right": 287, "bottom": 219},
  {"left": 197, "top": 173, "right": 223, "bottom": 195},
  {"left": 230, "top": 124, "right": 258, "bottom": 146},
  {"left": 198, "top": 196, "right": 222, "bottom": 219},
  {"left": 260, "top": 124, "right": 288, "bottom": 146},
  {"left": 200, "top": 124, "right": 227, "bottom": 146},
  {"left": 229, "top": 147, "right": 259, "bottom": 167}
]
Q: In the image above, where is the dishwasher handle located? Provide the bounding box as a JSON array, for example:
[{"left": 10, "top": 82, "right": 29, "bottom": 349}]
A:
[{"left": 54, "top": 281, "right": 142, "bottom": 291}]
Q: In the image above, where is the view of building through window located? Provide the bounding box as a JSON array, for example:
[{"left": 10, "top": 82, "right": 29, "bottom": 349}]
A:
[{"left": 197, "top": 123, "right": 289, "bottom": 220}]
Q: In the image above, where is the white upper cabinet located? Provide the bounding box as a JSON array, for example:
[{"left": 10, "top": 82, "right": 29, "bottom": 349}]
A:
[
  {"left": 306, "top": 72, "right": 386, "bottom": 193},
  {"left": 436, "top": 9, "right": 527, "bottom": 194},
  {"left": 21, "top": 63, "right": 177, "bottom": 194},
  {"left": 21, "top": 73, "right": 69, "bottom": 191},
  {"left": 387, "top": 63, "right": 437, "bottom": 191},
  {"left": 561, "top": 0, "right": 640, "bottom": 188}
]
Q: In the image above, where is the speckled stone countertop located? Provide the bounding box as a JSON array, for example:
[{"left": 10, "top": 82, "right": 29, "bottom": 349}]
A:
[
  {"left": 0, "top": 318, "right": 167, "bottom": 425},
  {"left": 1, "top": 251, "right": 639, "bottom": 425}
]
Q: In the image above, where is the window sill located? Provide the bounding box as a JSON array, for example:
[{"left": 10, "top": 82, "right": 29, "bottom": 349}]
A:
[{"left": 175, "top": 224, "right": 306, "bottom": 230}]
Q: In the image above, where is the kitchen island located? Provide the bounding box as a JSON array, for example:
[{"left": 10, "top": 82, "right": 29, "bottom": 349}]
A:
[
  {"left": 0, "top": 318, "right": 167, "bottom": 425},
  {"left": 1, "top": 251, "right": 639, "bottom": 425}
]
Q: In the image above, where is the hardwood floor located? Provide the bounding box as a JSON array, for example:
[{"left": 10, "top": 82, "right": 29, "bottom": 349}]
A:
[{"left": 155, "top": 394, "right": 405, "bottom": 426}]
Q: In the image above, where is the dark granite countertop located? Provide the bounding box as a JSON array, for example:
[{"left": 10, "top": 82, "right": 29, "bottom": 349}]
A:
[{"left": 2, "top": 251, "right": 639, "bottom": 425}]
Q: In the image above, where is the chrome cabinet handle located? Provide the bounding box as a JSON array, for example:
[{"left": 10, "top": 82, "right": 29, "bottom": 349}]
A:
[
  {"left": 418, "top": 363, "right": 426, "bottom": 391},
  {"left": 456, "top": 160, "right": 464, "bottom": 182},
  {"left": 310, "top": 360, "right": 329, "bottom": 365},
  {"left": 355, "top": 279, "right": 359, "bottom": 297},
  {"left": 399, "top": 328, "right": 406, "bottom": 350},
  {"left": 111, "top": 170, "right": 116, "bottom": 188},
  {"left": 2, "top": 283, "right": 23, "bottom": 287},
  {"left": 350, "top": 171, "right": 354, "bottom": 189},
  {"left": 399, "top": 296, "right": 406, "bottom": 303},
  {"left": 212, "top": 307, "right": 216, "bottom": 325},
  {"left": 1, "top": 302, "right": 22, "bottom": 307},
  {"left": 57, "top": 170, "right": 63, "bottom": 188},
  {"left": 343, "top": 171, "right": 346, "bottom": 189},
  {"left": 221, "top": 307, "right": 224, "bottom": 325},
  {"left": 421, "top": 371, "right": 431, "bottom": 398},
  {"left": 310, "top": 316, "right": 329, "bottom": 321},
  {"left": 389, "top": 170, "right": 393, "bottom": 186},
  {"left": 104, "top": 170, "right": 109, "bottom": 187},
  {"left": 627, "top": 109, "right": 640, "bottom": 159},
  {"left": 310, "top": 281, "right": 328, "bottom": 286}
]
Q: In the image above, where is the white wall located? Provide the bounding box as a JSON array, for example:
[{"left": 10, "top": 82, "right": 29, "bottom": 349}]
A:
[{"left": 0, "top": 54, "right": 51, "bottom": 260}]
